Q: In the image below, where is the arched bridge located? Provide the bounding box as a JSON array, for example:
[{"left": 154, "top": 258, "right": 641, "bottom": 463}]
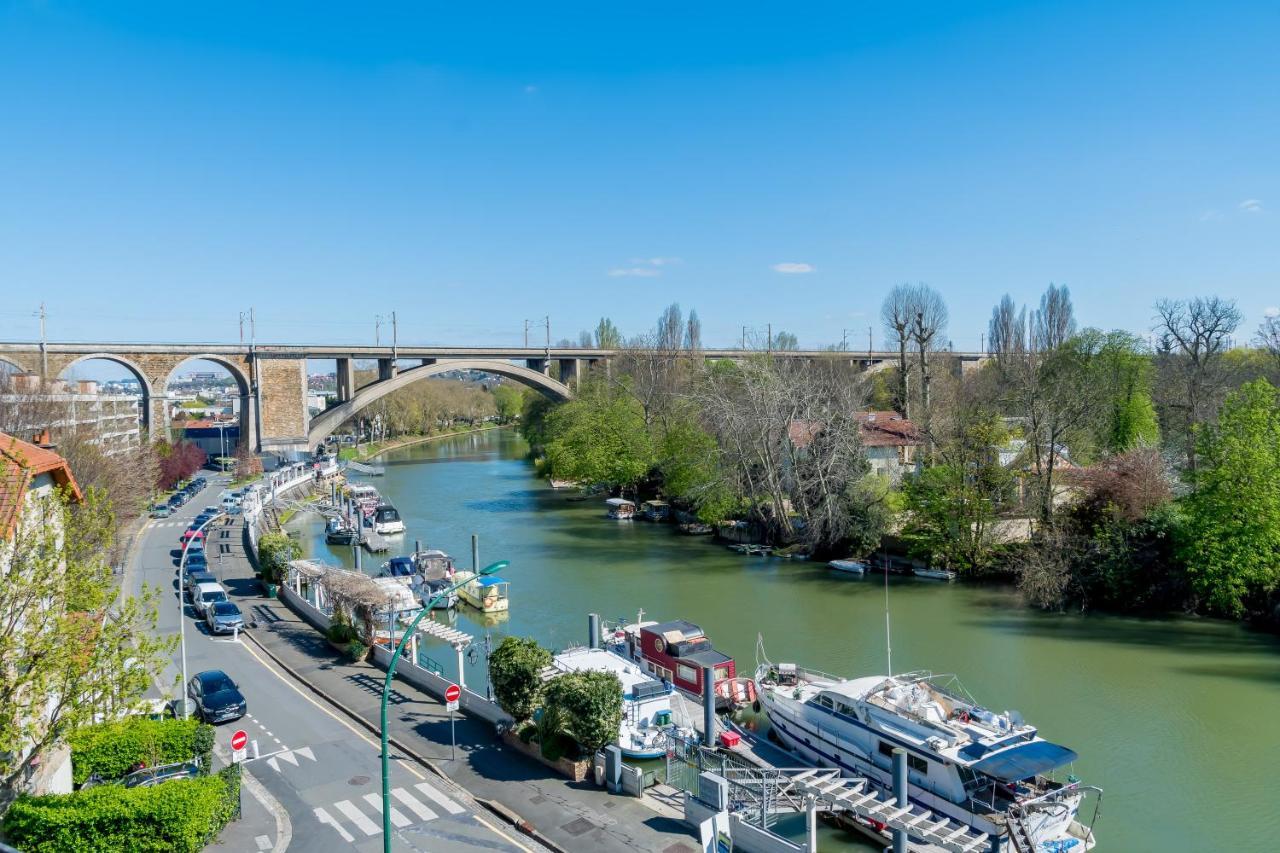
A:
[{"left": 0, "top": 341, "right": 987, "bottom": 456}]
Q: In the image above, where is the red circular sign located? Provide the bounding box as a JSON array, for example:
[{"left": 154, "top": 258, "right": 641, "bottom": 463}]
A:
[
  {"left": 444, "top": 684, "right": 461, "bottom": 703},
  {"left": 230, "top": 729, "right": 248, "bottom": 751}
]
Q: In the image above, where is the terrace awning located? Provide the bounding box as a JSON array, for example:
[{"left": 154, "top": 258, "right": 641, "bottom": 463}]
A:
[{"left": 969, "top": 741, "right": 1078, "bottom": 783}]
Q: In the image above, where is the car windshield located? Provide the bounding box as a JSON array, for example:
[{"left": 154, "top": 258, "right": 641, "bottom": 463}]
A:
[
  {"left": 212, "top": 602, "right": 240, "bottom": 616},
  {"left": 202, "top": 590, "right": 227, "bottom": 603},
  {"left": 201, "top": 673, "right": 235, "bottom": 693}
]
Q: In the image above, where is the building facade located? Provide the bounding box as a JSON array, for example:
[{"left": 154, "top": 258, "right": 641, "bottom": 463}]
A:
[{"left": 0, "top": 375, "right": 142, "bottom": 454}]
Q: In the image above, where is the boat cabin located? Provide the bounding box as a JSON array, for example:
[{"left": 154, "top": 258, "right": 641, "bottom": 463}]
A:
[
  {"left": 629, "top": 619, "right": 735, "bottom": 698},
  {"left": 412, "top": 549, "right": 456, "bottom": 580},
  {"left": 373, "top": 504, "right": 404, "bottom": 533},
  {"left": 640, "top": 500, "right": 670, "bottom": 521},
  {"left": 605, "top": 497, "right": 636, "bottom": 519}
]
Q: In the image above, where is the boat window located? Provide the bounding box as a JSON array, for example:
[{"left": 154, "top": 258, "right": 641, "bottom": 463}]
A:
[
  {"left": 908, "top": 755, "right": 928, "bottom": 774},
  {"left": 817, "top": 695, "right": 834, "bottom": 709},
  {"left": 836, "top": 701, "right": 856, "bottom": 717},
  {"left": 676, "top": 664, "right": 696, "bottom": 683}
]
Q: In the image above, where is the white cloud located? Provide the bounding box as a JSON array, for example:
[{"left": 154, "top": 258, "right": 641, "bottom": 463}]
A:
[
  {"left": 771, "top": 262, "right": 815, "bottom": 274},
  {"left": 1240, "top": 199, "right": 1264, "bottom": 213},
  {"left": 1265, "top": 306, "right": 1280, "bottom": 318},
  {"left": 607, "top": 267, "right": 662, "bottom": 278},
  {"left": 630, "top": 256, "right": 681, "bottom": 267}
]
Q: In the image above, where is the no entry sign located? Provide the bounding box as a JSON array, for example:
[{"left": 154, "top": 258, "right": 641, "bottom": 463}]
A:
[
  {"left": 230, "top": 729, "right": 248, "bottom": 751},
  {"left": 444, "top": 684, "right": 461, "bottom": 704}
]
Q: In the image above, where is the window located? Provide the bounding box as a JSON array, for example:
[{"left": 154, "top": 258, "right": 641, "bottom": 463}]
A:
[
  {"left": 836, "top": 701, "right": 856, "bottom": 717},
  {"left": 676, "top": 664, "right": 696, "bottom": 683},
  {"left": 817, "top": 695, "right": 834, "bottom": 709},
  {"left": 715, "top": 665, "right": 731, "bottom": 681},
  {"left": 878, "top": 742, "right": 928, "bottom": 774}
]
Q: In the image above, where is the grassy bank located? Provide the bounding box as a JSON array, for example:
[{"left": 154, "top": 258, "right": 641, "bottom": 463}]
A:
[{"left": 337, "top": 424, "right": 504, "bottom": 463}]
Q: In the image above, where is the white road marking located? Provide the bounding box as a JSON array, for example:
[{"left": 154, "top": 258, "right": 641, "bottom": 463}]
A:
[
  {"left": 277, "top": 750, "right": 298, "bottom": 766},
  {"left": 362, "top": 793, "right": 412, "bottom": 828},
  {"left": 266, "top": 756, "right": 279, "bottom": 772},
  {"left": 391, "top": 787, "right": 437, "bottom": 821},
  {"left": 413, "top": 781, "right": 467, "bottom": 815},
  {"left": 255, "top": 834, "right": 272, "bottom": 851},
  {"left": 334, "top": 799, "right": 380, "bottom": 836},
  {"left": 314, "top": 806, "right": 355, "bottom": 843},
  {"left": 294, "top": 745, "right": 316, "bottom": 761}
]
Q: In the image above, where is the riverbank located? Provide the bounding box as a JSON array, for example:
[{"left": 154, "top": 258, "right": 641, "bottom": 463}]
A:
[{"left": 338, "top": 424, "right": 505, "bottom": 463}]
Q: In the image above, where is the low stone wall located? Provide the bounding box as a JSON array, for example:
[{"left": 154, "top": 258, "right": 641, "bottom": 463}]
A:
[{"left": 501, "top": 730, "right": 591, "bottom": 783}]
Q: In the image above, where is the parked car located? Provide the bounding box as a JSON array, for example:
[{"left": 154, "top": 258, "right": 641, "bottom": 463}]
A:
[
  {"left": 123, "top": 759, "right": 202, "bottom": 788},
  {"left": 202, "top": 506, "right": 220, "bottom": 515},
  {"left": 185, "top": 554, "right": 208, "bottom": 572},
  {"left": 150, "top": 504, "right": 172, "bottom": 518},
  {"left": 167, "top": 494, "right": 185, "bottom": 508},
  {"left": 184, "top": 536, "right": 206, "bottom": 552},
  {"left": 205, "top": 601, "right": 244, "bottom": 635},
  {"left": 186, "top": 670, "right": 246, "bottom": 723},
  {"left": 180, "top": 528, "right": 206, "bottom": 544},
  {"left": 192, "top": 582, "right": 228, "bottom": 617},
  {"left": 185, "top": 570, "right": 217, "bottom": 598}
]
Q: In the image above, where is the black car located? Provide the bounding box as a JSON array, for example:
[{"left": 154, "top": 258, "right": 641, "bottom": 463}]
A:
[
  {"left": 184, "top": 570, "right": 217, "bottom": 597},
  {"left": 186, "top": 670, "right": 246, "bottom": 723}
]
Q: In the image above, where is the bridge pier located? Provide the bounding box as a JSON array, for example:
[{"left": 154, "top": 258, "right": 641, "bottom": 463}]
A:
[
  {"left": 524, "top": 358, "right": 550, "bottom": 375},
  {"left": 556, "top": 358, "right": 582, "bottom": 389},
  {"left": 377, "top": 358, "right": 397, "bottom": 382},
  {"left": 336, "top": 358, "right": 355, "bottom": 402}
]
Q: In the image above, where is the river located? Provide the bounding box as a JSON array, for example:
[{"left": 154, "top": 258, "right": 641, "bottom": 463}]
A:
[{"left": 288, "top": 428, "right": 1280, "bottom": 852}]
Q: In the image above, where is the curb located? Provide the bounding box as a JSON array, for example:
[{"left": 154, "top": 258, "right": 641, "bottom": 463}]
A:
[{"left": 241, "top": 626, "right": 568, "bottom": 853}]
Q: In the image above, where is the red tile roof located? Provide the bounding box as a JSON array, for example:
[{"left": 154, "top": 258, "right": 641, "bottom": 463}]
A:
[
  {"left": 787, "top": 412, "right": 922, "bottom": 449},
  {"left": 1, "top": 432, "right": 83, "bottom": 539}
]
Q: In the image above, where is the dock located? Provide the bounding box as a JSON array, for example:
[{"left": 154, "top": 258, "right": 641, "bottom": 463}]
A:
[{"left": 360, "top": 530, "right": 391, "bottom": 553}]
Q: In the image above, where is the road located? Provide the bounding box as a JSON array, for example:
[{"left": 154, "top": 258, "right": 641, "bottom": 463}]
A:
[{"left": 127, "top": 473, "right": 538, "bottom": 853}]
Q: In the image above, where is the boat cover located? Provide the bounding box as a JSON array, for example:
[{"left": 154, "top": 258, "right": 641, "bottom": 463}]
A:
[
  {"left": 386, "top": 557, "right": 414, "bottom": 576},
  {"left": 969, "top": 741, "right": 1078, "bottom": 782},
  {"left": 477, "top": 576, "right": 508, "bottom": 587}
]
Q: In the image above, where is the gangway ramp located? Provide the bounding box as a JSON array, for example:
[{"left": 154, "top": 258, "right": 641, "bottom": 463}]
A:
[{"left": 345, "top": 460, "right": 385, "bottom": 476}]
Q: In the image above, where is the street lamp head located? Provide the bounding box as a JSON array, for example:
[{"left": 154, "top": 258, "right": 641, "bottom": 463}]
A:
[{"left": 479, "top": 560, "right": 509, "bottom": 576}]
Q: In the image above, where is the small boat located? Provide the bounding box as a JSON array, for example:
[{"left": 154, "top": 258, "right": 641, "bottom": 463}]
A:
[
  {"left": 602, "top": 615, "right": 736, "bottom": 706},
  {"left": 372, "top": 504, "right": 405, "bottom": 535},
  {"left": 605, "top": 497, "right": 636, "bottom": 520},
  {"left": 913, "top": 567, "right": 957, "bottom": 581},
  {"left": 455, "top": 571, "right": 510, "bottom": 612},
  {"left": 828, "top": 559, "right": 867, "bottom": 575},
  {"left": 549, "top": 478, "right": 581, "bottom": 489},
  {"left": 325, "top": 517, "right": 359, "bottom": 545},
  {"left": 730, "top": 543, "right": 771, "bottom": 556},
  {"left": 678, "top": 522, "right": 713, "bottom": 535},
  {"left": 378, "top": 555, "right": 457, "bottom": 609},
  {"left": 640, "top": 500, "right": 671, "bottom": 522},
  {"left": 548, "top": 647, "right": 676, "bottom": 759}
]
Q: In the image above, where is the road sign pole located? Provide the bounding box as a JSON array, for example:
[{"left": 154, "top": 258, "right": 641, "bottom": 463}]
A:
[{"left": 450, "top": 708, "right": 456, "bottom": 761}]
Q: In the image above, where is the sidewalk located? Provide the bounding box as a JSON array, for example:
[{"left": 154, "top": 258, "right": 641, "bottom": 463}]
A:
[{"left": 244, "top": 596, "right": 698, "bottom": 853}]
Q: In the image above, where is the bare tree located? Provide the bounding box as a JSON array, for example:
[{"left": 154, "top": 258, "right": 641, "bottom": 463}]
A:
[
  {"left": 1152, "top": 296, "right": 1243, "bottom": 471},
  {"left": 881, "top": 285, "right": 914, "bottom": 417},
  {"left": 909, "top": 284, "right": 948, "bottom": 430},
  {"left": 685, "top": 309, "right": 703, "bottom": 352},
  {"left": 577, "top": 330, "right": 594, "bottom": 348},
  {"left": 1256, "top": 314, "right": 1280, "bottom": 372},
  {"left": 988, "top": 294, "right": 1026, "bottom": 362},
  {"left": 657, "top": 303, "right": 684, "bottom": 353},
  {"left": 1032, "top": 284, "right": 1076, "bottom": 352}
]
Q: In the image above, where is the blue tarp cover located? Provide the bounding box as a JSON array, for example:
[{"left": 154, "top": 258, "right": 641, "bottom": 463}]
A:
[
  {"left": 969, "top": 741, "right": 1078, "bottom": 782},
  {"left": 477, "top": 576, "right": 508, "bottom": 587}
]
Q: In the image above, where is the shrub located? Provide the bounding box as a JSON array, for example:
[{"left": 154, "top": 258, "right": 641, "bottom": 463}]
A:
[
  {"left": 327, "top": 622, "right": 355, "bottom": 644},
  {"left": 544, "top": 670, "right": 623, "bottom": 754},
  {"left": 345, "top": 640, "right": 369, "bottom": 661},
  {"left": 257, "top": 532, "right": 300, "bottom": 585},
  {"left": 2, "top": 775, "right": 229, "bottom": 853},
  {"left": 488, "top": 636, "right": 552, "bottom": 721},
  {"left": 68, "top": 717, "right": 212, "bottom": 786}
]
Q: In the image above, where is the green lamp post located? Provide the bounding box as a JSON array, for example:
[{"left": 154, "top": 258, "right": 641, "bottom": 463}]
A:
[{"left": 380, "top": 560, "right": 509, "bottom": 851}]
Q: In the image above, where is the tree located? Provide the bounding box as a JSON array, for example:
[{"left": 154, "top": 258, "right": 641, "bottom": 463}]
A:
[
  {"left": 773, "top": 331, "right": 799, "bottom": 351},
  {"left": 488, "top": 637, "right": 552, "bottom": 722},
  {"left": 257, "top": 531, "right": 300, "bottom": 585},
  {"left": 655, "top": 406, "right": 738, "bottom": 523},
  {"left": 1091, "top": 330, "right": 1159, "bottom": 452},
  {"left": 543, "top": 670, "right": 623, "bottom": 754},
  {"left": 882, "top": 285, "right": 915, "bottom": 417},
  {"left": 1152, "top": 296, "right": 1243, "bottom": 471},
  {"left": 1, "top": 487, "right": 173, "bottom": 803},
  {"left": 577, "top": 330, "right": 594, "bottom": 348},
  {"left": 233, "top": 441, "right": 262, "bottom": 478},
  {"left": 1032, "top": 284, "right": 1076, "bottom": 352},
  {"left": 1256, "top": 314, "right": 1280, "bottom": 374},
  {"left": 1177, "top": 379, "right": 1280, "bottom": 617},
  {"left": 909, "top": 283, "right": 948, "bottom": 432},
  {"left": 594, "top": 317, "right": 621, "bottom": 349},
  {"left": 987, "top": 294, "right": 1026, "bottom": 362},
  {"left": 685, "top": 310, "right": 703, "bottom": 352},
  {"left": 491, "top": 385, "right": 524, "bottom": 424},
  {"left": 544, "top": 384, "right": 655, "bottom": 493}
]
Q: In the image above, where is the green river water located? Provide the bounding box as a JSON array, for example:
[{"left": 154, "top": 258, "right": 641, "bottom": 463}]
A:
[{"left": 289, "top": 428, "right": 1280, "bottom": 852}]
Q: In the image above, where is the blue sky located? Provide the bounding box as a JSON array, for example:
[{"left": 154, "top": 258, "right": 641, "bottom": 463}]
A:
[{"left": 2, "top": 1, "right": 1277, "bottom": 352}]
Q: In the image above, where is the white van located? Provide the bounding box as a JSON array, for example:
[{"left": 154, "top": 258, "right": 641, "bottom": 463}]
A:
[{"left": 192, "top": 582, "right": 228, "bottom": 617}]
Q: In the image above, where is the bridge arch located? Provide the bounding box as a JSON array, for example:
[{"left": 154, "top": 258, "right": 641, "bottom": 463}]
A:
[
  {"left": 55, "top": 353, "right": 156, "bottom": 435},
  {"left": 162, "top": 355, "right": 254, "bottom": 457},
  {"left": 308, "top": 358, "right": 571, "bottom": 449}
]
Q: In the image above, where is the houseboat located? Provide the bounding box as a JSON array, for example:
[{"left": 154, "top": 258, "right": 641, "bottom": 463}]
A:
[
  {"left": 605, "top": 497, "right": 636, "bottom": 520},
  {"left": 373, "top": 503, "right": 405, "bottom": 535},
  {"left": 411, "top": 548, "right": 457, "bottom": 579},
  {"left": 603, "top": 617, "right": 747, "bottom": 709},
  {"left": 454, "top": 571, "right": 510, "bottom": 613},
  {"left": 754, "top": 658, "right": 1100, "bottom": 851},
  {"left": 547, "top": 647, "right": 678, "bottom": 759},
  {"left": 640, "top": 500, "right": 670, "bottom": 522},
  {"left": 325, "top": 517, "right": 360, "bottom": 545},
  {"left": 348, "top": 484, "right": 381, "bottom": 521}
]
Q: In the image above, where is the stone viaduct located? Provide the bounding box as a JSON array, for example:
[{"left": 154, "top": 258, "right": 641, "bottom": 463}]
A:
[{"left": 0, "top": 342, "right": 987, "bottom": 456}]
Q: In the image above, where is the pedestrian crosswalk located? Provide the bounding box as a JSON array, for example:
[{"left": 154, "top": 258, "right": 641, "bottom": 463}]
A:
[{"left": 313, "top": 783, "right": 466, "bottom": 842}]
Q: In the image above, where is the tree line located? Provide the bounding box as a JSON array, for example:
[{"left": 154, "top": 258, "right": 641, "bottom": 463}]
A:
[{"left": 519, "top": 293, "right": 1280, "bottom": 625}]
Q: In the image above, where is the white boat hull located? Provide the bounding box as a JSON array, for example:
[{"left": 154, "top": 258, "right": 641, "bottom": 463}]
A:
[{"left": 828, "top": 559, "right": 866, "bottom": 574}]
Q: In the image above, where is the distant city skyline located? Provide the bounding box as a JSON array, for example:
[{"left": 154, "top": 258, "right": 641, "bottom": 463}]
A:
[{"left": 2, "top": 2, "right": 1276, "bottom": 352}]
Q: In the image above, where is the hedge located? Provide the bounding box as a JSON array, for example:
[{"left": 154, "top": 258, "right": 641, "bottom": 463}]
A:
[
  {"left": 68, "top": 717, "right": 214, "bottom": 786},
  {"left": 2, "top": 775, "right": 230, "bottom": 853}
]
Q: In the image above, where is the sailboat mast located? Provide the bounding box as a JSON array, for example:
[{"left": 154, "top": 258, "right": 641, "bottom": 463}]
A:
[{"left": 884, "top": 552, "right": 892, "bottom": 676}]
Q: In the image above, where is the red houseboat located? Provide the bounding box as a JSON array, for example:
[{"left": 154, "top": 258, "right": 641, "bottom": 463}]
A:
[{"left": 605, "top": 617, "right": 753, "bottom": 709}]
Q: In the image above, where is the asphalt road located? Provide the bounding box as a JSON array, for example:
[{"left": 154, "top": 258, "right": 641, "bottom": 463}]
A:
[{"left": 127, "top": 473, "right": 536, "bottom": 853}]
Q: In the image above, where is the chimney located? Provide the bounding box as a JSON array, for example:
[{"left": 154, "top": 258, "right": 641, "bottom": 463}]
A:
[{"left": 32, "top": 428, "right": 54, "bottom": 448}]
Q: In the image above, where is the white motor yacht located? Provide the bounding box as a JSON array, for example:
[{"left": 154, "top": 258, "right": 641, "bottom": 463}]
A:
[{"left": 754, "top": 661, "right": 1100, "bottom": 851}]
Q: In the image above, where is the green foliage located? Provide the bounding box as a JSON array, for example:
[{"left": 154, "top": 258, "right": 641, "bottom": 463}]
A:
[
  {"left": 1088, "top": 329, "right": 1160, "bottom": 452},
  {"left": 345, "top": 640, "right": 369, "bottom": 661},
  {"left": 594, "top": 317, "right": 621, "bottom": 349},
  {"left": 1178, "top": 379, "right": 1280, "bottom": 616},
  {"left": 257, "top": 531, "right": 300, "bottom": 585},
  {"left": 543, "top": 670, "right": 623, "bottom": 754},
  {"left": 544, "top": 385, "right": 655, "bottom": 491},
  {"left": 491, "top": 385, "right": 525, "bottom": 423},
  {"left": 2, "top": 774, "right": 231, "bottom": 853},
  {"left": 841, "top": 475, "right": 891, "bottom": 559},
  {"left": 656, "top": 410, "right": 738, "bottom": 522},
  {"left": 518, "top": 393, "right": 558, "bottom": 452},
  {"left": 535, "top": 703, "right": 571, "bottom": 761},
  {"left": 326, "top": 622, "right": 356, "bottom": 644},
  {"left": 488, "top": 636, "right": 552, "bottom": 721},
  {"left": 68, "top": 717, "right": 212, "bottom": 785}
]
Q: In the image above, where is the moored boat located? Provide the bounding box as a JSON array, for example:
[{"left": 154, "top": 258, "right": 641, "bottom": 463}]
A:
[
  {"left": 640, "top": 500, "right": 671, "bottom": 522},
  {"left": 828, "top": 558, "right": 867, "bottom": 575},
  {"left": 547, "top": 647, "right": 678, "bottom": 759},
  {"left": 325, "top": 517, "right": 359, "bottom": 545},
  {"left": 914, "top": 567, "right": 957, "bottom": 581},
  {"left": 373, "top": 503, "right": 405, "bottom": 535},
  {"left": 378, "top": 555, "right": 456, "bottom": 609},
  {"left": 605, "top": 497, "right": 636, "bottom": 520},
  {"left": 603, "top": 616, "right": 738, "bottom": 708},
  {"left": 754, "top": 656, "right": 1101, "bottom": 851},
  {"left": 455, "top": 571, "right": 510, "bottom": 612}
]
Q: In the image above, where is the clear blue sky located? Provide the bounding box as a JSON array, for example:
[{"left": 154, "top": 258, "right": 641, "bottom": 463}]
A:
[{"left": 2, "top": 1, "right": 1277, "bottom": 351}]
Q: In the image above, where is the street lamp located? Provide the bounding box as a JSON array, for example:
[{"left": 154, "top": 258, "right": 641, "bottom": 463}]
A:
[
  {"left": 380, "top": 560, "right": 509, "bottom": 851},
  {"left": 178, "top": 510, "right": 225, "bottom": 719}
]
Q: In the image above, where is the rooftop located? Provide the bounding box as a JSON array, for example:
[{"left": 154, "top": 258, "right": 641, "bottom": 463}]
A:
[{"left": 1, "top": 431, "right": 83, "bottom": 539}]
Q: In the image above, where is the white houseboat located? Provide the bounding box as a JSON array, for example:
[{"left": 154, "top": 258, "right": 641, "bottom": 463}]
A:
[
  {"left": 605, "top": 497, "right": 636, "bottom": 520},
  {"left": 754, "top": 660, "right": 1100, "bottom": 851},
  {"left": 454, "top": 571, "right": 510, "bottom": 613},
  {"left": 548, "top": 647, "right": 677, "bottom": 759}
]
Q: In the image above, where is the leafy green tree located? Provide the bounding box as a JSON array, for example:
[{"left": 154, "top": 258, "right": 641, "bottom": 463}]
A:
[
  {"left": 491, "top": 385, "right": 525, "bottom": 424},
  {"left": 1089, "top": 330, "right": 1160, "bottom": 452},
  {"left": 1178, "top": 379, "right": 1280, "bottom": 616},
  {"left": 544, "top": 385, "right": 655, "bottom": 493},
  {"left": 488, "top": 637, "right": 552, "bottom": 721},
  {"left": 656, "top": 408, "right": 738, "bottom": 522},
  {"left": 543, "top": 670, "right": 623, "bottom": 754},
  {"left": 1, "top": 487, "right": 173, "bottom": 802},
  {"left": 594, "top": 317, "right": 621, "bottom": 349},
  {"left": 518, "top": 393, "right": 557, "bottom": 453},
  {"left": 257, "top": 531, "right": 300, "bottom": 585}
]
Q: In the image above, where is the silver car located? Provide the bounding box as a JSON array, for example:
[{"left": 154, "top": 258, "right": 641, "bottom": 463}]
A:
[
  {"left": 192, "top": 582, "right": 227, "bottom": 617},
  {"left": 204, "top": 601, "right": 244, "bottom": 635}
]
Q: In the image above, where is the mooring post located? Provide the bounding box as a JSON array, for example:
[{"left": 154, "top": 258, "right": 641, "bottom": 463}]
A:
[
  {"left": 806, "top": 793, "right": 818, "bottom": 852},
  {"left": 702, "top": 665, "right": 716, "bottom": 747},
  {"left": 415, "top": 538, "right": 421, "bottom": 557},
  {"left": 471, "top": 534, "right": 479, "bottom": 572},
  {"left": 892, "top": 748, "right": 908, "bottom": 853},
  {"left": 354, "top": 543, "right": 362, "bottom": 572},
  {"left": 588, "top": 613, "right": 600, "bottom": 649}
]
